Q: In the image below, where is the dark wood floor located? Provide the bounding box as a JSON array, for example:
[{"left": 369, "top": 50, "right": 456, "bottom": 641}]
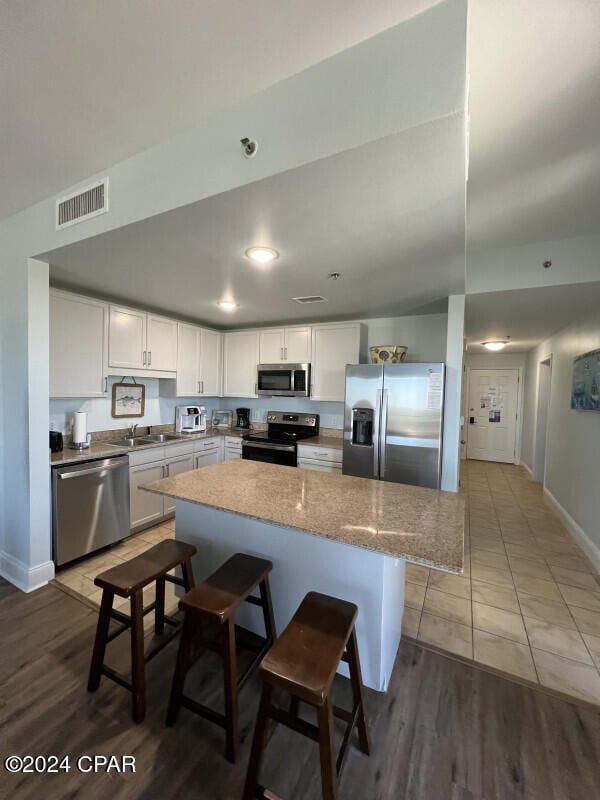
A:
[{"left": 1, "top": 578, "right": 599, "bottom": 800}]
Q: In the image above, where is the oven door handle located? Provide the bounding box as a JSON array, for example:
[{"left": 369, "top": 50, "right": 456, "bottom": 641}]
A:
[{"left": 242, "top": 441, "right": 296, "bottom": 453}]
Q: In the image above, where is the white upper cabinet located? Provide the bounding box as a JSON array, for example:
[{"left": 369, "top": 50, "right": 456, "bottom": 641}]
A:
[
  {"left": 176, "top": 323, "right": 222, "bottom": 396},
  {"left": 200, "top": 328, "right": 222, "bottom": 396},
  {"left": 146, "top": 314, "right": 177, "bottom": 371},
  {"left": 50, "top": 290, "right": 108, "bottom": 398},
  {"left": 258, "top": 326, "right": 311, "bottom": 364},
  {"left": 109, "top": 305, "right": 147, "bottom": 370},
  {"left": 284, "top": 326, "right": 311, "bottom": 363},
  {"left": 259, "top": 328, "right": 285, "bottom": 363},
  {"left": 223, "top": 330, "right": 260, "bottom": 397},
  {"left": 176, "top": 322, "right": 201, "bottom": 395},
  {"left": 109, "top": 305, "right": 176, "bottom": 373},
  {"left": 311, "top": 323, "right": 366, "bottom": 401}
]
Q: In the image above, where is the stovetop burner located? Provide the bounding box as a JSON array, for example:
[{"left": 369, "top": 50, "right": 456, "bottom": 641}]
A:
[{"left": 243, "top": 410, "right": 320, "bottom": 445}]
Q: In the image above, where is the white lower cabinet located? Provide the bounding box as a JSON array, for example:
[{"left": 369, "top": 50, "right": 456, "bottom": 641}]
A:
[
  {"left": 163, "top": 453, "right": 195, "bottom": 514},
  {"left": 224, "top": 436, "right": 242, "bottom": 460},
  {"left": 129, "top": 438, "right": 223, "bottom": 529},
  {"left": 297, "top": 444, "right": 343, "bottom": 474},
  {"left": 130, "top": 462, "right": 167, "bottom": 529}
]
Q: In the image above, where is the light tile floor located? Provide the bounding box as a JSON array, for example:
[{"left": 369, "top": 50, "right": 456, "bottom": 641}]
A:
[
  {"left": 54, "top": 519, "right": 180, "bottom": 628},
  {"left": 402, "top": 460, "right": 600, "bottom": 706}
]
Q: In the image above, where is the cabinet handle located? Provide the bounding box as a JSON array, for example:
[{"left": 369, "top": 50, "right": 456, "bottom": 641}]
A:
[
  {"left": 200, "top": 380, "right": 204, "bottom": 393},
  {"left": 280, "top": 346, "right": 284, "bottom": 360},
  {"left": 148, "top": 351, "right": 152, "bottom": 366},
  {"left": 142, "top": 350, "right": 146, "bottom": 366},
  {"left": 103, "top": 376, "right": 108, "bottom": 393},
  {"left": 255, "top": 383, "right": 258, "bottom": 394},
  {"left": 197, "top": 381, "right": 201, "bottom": 393},
  {"left": 284, "top": 346, "right": 288, "bottom": 360}
]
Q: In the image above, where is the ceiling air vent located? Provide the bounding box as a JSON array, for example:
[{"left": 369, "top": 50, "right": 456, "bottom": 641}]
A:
[
  {"left": 292, "top": 295, "right": 328, "bottom": 304},
  {"left": 56, "top": 178, "right": 109, "bottom": 229}
]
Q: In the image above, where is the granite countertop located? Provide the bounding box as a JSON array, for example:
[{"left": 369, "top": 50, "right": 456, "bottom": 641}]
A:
[
  {"left": 143, "top": 460, "right": 464, "bottom": 573},
  {"left": 49, "top": 427, "right": 341, "bottom": 466},
  {"left": 297, "top": 434, "right": 343, "bottom": 449}
]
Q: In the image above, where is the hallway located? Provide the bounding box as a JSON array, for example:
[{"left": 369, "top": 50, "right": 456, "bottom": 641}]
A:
[{"left": 403, "top": 461, "right": 600, "bottom": 706}]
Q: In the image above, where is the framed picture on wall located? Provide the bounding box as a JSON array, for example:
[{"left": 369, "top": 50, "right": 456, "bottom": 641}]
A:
[
  {"left": 111, "top": 381, "right": 145, "bottom": 418},
  {"left": 571, "top": 349, "right": 600, "bottom": 411}
]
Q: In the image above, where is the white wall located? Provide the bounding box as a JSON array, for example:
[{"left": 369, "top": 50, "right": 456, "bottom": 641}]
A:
[
  {"left": 521, "top": 308, "right": 600, "bottom": 560},
  {"left": 49, "top": 312, "right": 448, "bottom": 434}
]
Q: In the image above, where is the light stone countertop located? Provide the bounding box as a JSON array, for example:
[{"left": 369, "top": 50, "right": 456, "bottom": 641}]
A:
[
  {"left": 49, "top": 428, "right": 342, "bottom": 467},
  {"left": 143, "top": 460, "right": 464, "bottom": 573}
]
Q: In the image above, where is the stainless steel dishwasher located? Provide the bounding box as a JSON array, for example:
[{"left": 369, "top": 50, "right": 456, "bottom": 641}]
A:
[{"left": 52, "top": 455, "right": 130, "bottom": 566}]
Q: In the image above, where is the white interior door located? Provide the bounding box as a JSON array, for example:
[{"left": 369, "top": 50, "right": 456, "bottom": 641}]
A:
[{"left": 466, "top": 369, "right": 519, "bottom": 463}]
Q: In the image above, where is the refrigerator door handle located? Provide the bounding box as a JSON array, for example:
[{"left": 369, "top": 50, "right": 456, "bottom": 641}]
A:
[
  {"left": 373, "top": 388, "right": 382, "bottom": 478},
  {"left": 380, "top": 388, "right": 389, "bottom": 479}
]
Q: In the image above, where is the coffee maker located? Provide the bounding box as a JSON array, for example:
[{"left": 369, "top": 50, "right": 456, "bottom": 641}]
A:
[{"left": 236, "top": 407, "right": 251, "bottom": 429}]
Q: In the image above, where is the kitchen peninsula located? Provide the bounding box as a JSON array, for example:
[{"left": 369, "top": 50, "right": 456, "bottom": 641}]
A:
[{"left": 143, "top": 460, "right": 464, "bottom": 691}]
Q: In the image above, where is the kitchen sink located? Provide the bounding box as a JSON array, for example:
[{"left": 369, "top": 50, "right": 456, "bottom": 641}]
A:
[
  {"left": 142, "top": 433, "right": 182, "bottom": 442},
  {"left": 109, "top": 436, "right": 154, "bottom": 447}
]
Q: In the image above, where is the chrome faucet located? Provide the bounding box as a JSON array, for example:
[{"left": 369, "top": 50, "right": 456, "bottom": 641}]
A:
[{"left": 128, "top": 423, "right": 138, "bottom": 438}]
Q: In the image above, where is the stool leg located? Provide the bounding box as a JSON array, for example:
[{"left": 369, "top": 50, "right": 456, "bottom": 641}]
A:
[
  {"left": 347, "top": 627, "right": 370, "bottom": 756},
  {"left": 130, "top": 590, "right": 146, "bottom": 723},
  {"left": 242, "top": 683, "right": 273, "bottom": 800},
  {"left": 317, "top": 698, "right": 338, "bottom": 800},
  {"left": 181, "top": 556, "right": 195, "bottom": 591},
  {"left": 222, "top": 618, "right": 240, "bottom": 763},
  {"left": 166, "top": 613, "right": 195, "bottom": 726},
  {"left": 155, "top": 576, "right": 165, "bottom": 635},
  {"left": 87, "top": 589, "right": 114, "bottom": 692},
  {"left": 259, "top": 577, "right": 276, "bottom": 645}
]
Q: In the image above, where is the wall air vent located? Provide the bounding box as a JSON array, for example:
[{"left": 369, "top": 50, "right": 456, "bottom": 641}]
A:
[
  {"left": 56, "top": 178, "right": 109, "bottom": 229},
  {"left": 292, "top": 296, "right": 328, "bottom": 304}
]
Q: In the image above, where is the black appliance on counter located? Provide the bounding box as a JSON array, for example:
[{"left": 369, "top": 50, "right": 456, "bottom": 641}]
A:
[
  {"left": 242, "top": 411, "right": 319, "bottom": 467},
  {"left": 49, "top": 430, "right": 63, "bottom": 453},
  {"left": 236, "top": 407, "right": 251, "bottom": 429}
]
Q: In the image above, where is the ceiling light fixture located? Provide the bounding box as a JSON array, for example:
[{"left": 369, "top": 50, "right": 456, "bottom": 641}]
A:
[
  {"left": 217, "top": 300, "right": 239, "bottom": 312},
  {"left": 245, "top": 246, "right": 279, "bottom": 265},
  {"left": 482, "top": 341, "right": 508, "bottom": 351}
]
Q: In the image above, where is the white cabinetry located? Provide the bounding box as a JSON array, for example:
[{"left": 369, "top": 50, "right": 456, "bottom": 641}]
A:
[
  {"left": 311, "top": 323, "right": 366, "bottom": 401},
  {"left": 176, "top": 323, "right": 222, "bottom": 397},
  {"left": 259, "top": 326, "right": 311, "bottom": 364},
  {"left": 130, "top": 462, "right": 166, "bottom": 529},
  {"left": 223, "top": 330, "right": 260, "bottom": 397},
  {"left": 109, "top": 305, "right": 177, "bottom": 374},
  {"left": 49, "top": 289, "right": 108, "bottom": 398},
  {"left": 224, "top": 436, "right": 242, "bottom": 460},
  {"left": 297, "top": 444, "right": 343, "bottom": 473},
  {"left": 129, "top": 438, "right": 223, "bottom": 529}
]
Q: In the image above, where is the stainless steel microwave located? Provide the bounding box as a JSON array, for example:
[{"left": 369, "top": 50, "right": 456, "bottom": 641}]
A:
[{"left": 256, "top": 363, "right": 311, "bottom": 397}]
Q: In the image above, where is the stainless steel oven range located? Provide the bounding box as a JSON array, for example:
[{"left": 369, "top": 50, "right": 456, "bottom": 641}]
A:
[{"left": 242, "top": 411, "right": 319, "bottom": 467}]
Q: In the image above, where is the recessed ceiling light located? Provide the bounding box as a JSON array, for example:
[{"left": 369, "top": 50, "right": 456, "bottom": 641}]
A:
[
  {"left": 482, "top": 341, "right": 508, "bottom": 351},
  {"left": 245, "top": 246, "right": 279, "bottom": 265},
  {"left": 217, "top": 300, "right": 239, "bottom": 312}
]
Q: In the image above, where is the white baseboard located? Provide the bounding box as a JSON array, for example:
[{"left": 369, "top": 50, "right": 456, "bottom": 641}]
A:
[
  {"left": 521, "top": 461, "right": 533, "bottom": 478},
  {"left": 543, "top": 488, "right": 600, "bottom": 573},
  {"left": 0, "top": 551, "right": 55, "bottom": 593}
]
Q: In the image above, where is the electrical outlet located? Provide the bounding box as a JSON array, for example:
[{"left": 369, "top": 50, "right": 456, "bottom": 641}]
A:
[{"left": 49, "top": 420, "right": 56, "bottom": 431}]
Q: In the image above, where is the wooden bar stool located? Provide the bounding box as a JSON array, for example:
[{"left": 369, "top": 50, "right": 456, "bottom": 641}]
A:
[
  {"left": 166, "top": 552, "right": 276, "bottom": 763},
  {"left": 87, "top": 538, "right": 196, "bottom": 723},
  {"left": 243, "top": 591, "right": 370, "bottom": 800}
]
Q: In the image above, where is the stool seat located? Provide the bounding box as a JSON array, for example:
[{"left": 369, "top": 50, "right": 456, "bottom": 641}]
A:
[
  {"left": 180, "top": 553, "right": 272, "bottom": 622},
  {"left": 95, "top": 539, "right": 196, "bottom": 597},
  {"left": 261, "top": 591, "right": 358, "bottom": 705}
]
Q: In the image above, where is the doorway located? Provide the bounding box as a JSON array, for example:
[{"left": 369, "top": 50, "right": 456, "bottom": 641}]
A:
[
  {"left": 533, "top": 357, "right": 552, "bottom": 483},
  {"left": 466, "top": 369, "right": 520, "bottom": 463}
]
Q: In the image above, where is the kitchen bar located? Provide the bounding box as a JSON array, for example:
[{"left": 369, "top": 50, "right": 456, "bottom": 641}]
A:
[{"left": 143, "top": 459, "right": 465, "bottom": 692}]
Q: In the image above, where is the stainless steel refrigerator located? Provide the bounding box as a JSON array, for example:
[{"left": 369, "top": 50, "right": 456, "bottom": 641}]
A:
[{"left": 343, "top": 363, "right": 445, "bottom": 489}]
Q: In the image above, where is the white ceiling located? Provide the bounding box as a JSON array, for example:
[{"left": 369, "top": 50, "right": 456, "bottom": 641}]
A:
[
  {"left": 45, "top": 116, "right": 466, "bottom": 327},
  {"left": 0, "top": 0, "right": 435, "bottom": 221},
  {"left": 466, "top": 282, "right": 600, "bottom": 353},
  {"left": 467, "top": 0, "right": 600, "bottom": 250}
]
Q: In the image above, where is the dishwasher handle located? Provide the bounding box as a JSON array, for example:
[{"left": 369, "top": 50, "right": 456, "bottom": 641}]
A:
[{"left": 56, "top": 457, "right": 129, "bottom": 480}]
